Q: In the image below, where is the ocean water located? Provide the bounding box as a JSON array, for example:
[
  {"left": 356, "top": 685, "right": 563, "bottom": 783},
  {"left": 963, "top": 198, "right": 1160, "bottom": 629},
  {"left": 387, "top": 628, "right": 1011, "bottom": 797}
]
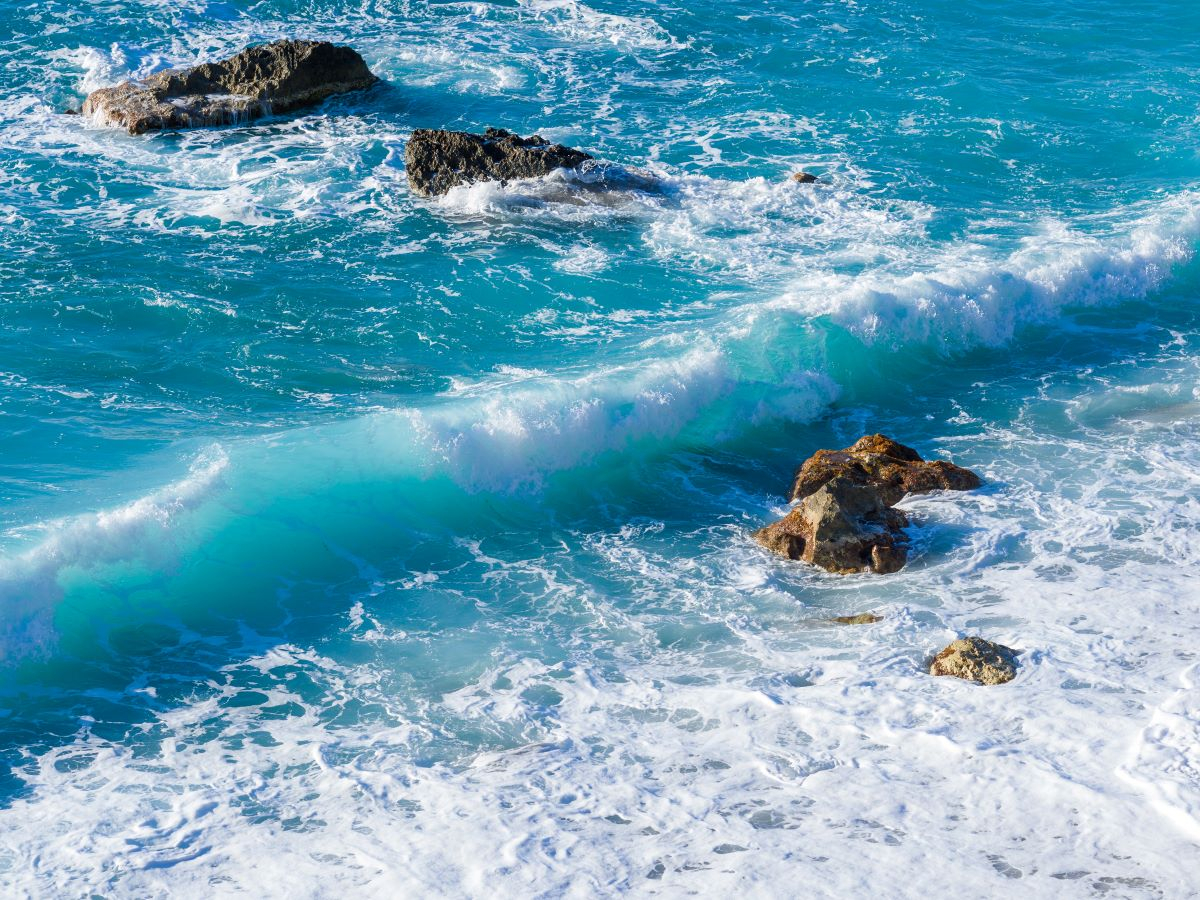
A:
[{"left": 1, "top": 0, "right": 1199, "bottom": 894}]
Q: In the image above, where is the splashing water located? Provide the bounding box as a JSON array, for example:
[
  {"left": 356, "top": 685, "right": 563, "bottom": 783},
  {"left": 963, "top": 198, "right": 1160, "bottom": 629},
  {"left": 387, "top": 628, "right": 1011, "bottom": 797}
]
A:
[{"left": 1, "top": 0, "right": 1200, "bottom": 895}]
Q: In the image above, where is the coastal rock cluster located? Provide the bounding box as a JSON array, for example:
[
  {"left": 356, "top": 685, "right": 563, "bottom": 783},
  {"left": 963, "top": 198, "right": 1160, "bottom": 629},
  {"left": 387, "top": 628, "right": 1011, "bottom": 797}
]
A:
[
  {"left": 77, "top": 41, "right": 604, "bottom": 196},
  {"left": 72, "top": 40, "right": 751, "bottom": 195},
  {"left": 753, "top": 434, "right": 980, "bottom": 575},
  {"left": 81, "top": 40, "right": 377, "bottom": 134},
  {"left": 76, "top": 43, "right": 1018, "bottom": 686},
  {"left": 755, "top": 435, "right": 1017, "bottom": 684}
]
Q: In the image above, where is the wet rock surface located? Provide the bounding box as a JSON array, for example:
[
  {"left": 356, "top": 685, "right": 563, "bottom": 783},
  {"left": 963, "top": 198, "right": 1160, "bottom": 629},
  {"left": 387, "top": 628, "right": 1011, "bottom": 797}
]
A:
[
  {"left": 405, "top": 127, "right": 594, "bottom": 197},
  {"left": 754, "top": 433, "right": 981, "bottom": 574},
  {"left": 831, "top": 613, "right": 883, "bottom": 625},
  {"left": 789, "top": 433, "right": 982, "bottom": 506},
  {"left": 753, "top": 475, "right": 910, "bottom": 574},
  {"left": 81, "top": 39, "right": 376, "bottom": 134},
  {"left": 930, "top": 636, "right": 1018, "bottom": 685}
]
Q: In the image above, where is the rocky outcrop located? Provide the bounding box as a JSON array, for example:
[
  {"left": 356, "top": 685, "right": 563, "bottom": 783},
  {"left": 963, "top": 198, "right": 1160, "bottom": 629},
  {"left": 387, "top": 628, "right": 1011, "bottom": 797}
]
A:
[
  {"left": 753, "top": 476, "right": 910, "bottom": 574},
  {"left": 789, "top": 434, "right": 981, "bottom": 505},
  {"left": 81, "top": 40, "right": 376, "bottom": 134},
  {"left": 930, "top": 636, "right": 1018, "bottom": 685},
  {"left": 753, "top": 434, "right": 981, "bottom": 575},
  {"left": 406, "top": 127, "right": 594, "bottom": 197},
  {"left": 831, "top": 613, "right": 883, "bottom": 625},
  {"left": 792, "top": 171, "right": 818, "bottom": 184}
]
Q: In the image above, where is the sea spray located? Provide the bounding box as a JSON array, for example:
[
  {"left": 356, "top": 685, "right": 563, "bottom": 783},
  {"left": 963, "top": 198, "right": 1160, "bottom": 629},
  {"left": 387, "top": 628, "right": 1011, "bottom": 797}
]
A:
[{"left": 0, "top": 448, "right": 229, "bottom": 663}]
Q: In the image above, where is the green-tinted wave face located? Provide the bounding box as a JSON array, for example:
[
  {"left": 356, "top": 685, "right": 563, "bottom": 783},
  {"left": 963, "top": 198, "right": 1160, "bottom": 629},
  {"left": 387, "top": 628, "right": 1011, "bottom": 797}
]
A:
[{"left": 1, "top": 0, "right": 1200, "bottom": 893}]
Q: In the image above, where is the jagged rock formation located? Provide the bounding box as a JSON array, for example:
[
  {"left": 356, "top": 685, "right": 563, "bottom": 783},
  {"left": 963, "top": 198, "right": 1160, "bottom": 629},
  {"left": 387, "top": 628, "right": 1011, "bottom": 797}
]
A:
[
  {"left": 405, "top": 127, "right": 594, "bottom": 197},
  {"left": 753, "top": 434, "right": 981, "bottom": 575},
  {"left": 789, "top": 434, "right": 981, "bottom": 505},
  {"left": 753, "top": 476, "right": 910, "bottom": 574},
  {"left": 81, "top": 39, "right": 376, "bottom": 134},
  {"left": 930, "top": 636, "right": 1018, "bottom": 685}
]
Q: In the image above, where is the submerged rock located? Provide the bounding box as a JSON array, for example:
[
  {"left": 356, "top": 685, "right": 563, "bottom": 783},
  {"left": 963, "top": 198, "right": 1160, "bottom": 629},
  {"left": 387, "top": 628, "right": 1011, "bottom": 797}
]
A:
[
  {"left": 789, "top": 433, "right": 982, "bottom": 505},
  {"left": 405, "top": 127, "right": 594, "bottom": 197},
  {"left": 831, "top": 613, "right": 883, "bottom": 625},
  {"left": 753, "top": 476, "right": 909, "bottom": 574},
  {"left": 930, "top": 636, "right": 1018, "bottom": 685},
  {"left": 792, "top": 171, "right": 818, "bottom": 183},
  {"left": 80, "top": 39, "right": 377, "bottom": 134},
  {"left": 753, "top": 433, "right": 981, "bottom": 575}
]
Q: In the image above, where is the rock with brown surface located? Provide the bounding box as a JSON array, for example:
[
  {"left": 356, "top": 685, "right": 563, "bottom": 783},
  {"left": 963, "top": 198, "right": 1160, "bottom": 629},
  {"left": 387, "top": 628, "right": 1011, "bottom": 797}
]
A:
[
  {"left": 792, "top": 171, "right": 818, "bottom": 183},
  {"left": 789, "top": 433, "right": 982, "bottom": 506},
  {"left": 405, "top": 127, "right": 595, "bottom": 197},
  {"left": 753, "top": 433, "right": 981, "bottom": 575},
  {"left": 929, "top": 636, "right": 1018, "bottom": 685},
  {"left": 752, "top": 476, "right": 909, "bottom": 574},
  {"left": 81, "top": 40, "right": 377, "bottom": 134},
  {"left": 831, "top": 613, "right": 883, "bottom": 625}
]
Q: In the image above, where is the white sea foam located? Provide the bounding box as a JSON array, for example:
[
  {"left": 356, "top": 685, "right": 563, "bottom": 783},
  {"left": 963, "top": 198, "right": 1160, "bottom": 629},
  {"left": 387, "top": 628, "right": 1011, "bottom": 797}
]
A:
[
  {"left": 430, "top": 163, "right": 1200, "bottom": 350},
  {"left": 49, "top": 44, "right": 140, "bottom": 94},
  {"left": 1119, "top": 664, "right": 1200, "bottom": 842},
  {"left": 517, "top": 0, "right": 686, "bottom": 52},
  {"left": 429, "top": 163, "right": 933, "bottom": 290},
  {"left": 398, "top": 344, "right": 838, "bottom": 489},
  {"left": 3, "top": 371, "right": 1199, "bottom": 896},
  {"left": 552, "top": 241, "right": 611, "bottom": 275},
  {"left": 432, "top": 162, "right": 665, "bottom": 217},
  {"left": 772, "top": 192, "right": 1200, "bottom": 348},
  {"left": 391, "top": 43, "right": 529, "bottom": 94},
  {"left": 4, "top": 1, "right": 1200, "bottom": 894}
]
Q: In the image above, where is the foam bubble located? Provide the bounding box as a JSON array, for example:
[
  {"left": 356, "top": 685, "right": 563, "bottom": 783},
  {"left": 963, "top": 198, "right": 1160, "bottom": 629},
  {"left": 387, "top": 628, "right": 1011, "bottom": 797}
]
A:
[
  {"left": 518, "top": 0, "right": 686, "bottom": 52},
  {"left": 1120, "top": 664, "right": 1200, "bottom": 842}
]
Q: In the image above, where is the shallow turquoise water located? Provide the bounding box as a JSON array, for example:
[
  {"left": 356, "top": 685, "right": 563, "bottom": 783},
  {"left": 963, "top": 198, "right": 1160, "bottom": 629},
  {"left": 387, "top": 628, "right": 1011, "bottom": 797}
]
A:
[{"left": 1, "top": 1, "right": 1199, "bottom": 895}]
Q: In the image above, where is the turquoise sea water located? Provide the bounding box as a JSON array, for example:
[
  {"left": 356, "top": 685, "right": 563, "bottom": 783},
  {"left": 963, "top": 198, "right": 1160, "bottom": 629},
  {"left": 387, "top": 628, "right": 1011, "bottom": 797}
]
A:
[{"left": 2, "top": 0, "right": 1200, "bottom": 894}]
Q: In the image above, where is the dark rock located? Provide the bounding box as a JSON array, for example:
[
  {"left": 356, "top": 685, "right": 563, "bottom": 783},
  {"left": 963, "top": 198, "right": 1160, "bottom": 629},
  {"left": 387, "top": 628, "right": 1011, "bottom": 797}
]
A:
[
  {"left": 930, "top": 636, "right": 1018, "bottom": 685},
  {"left": 789, "top": 433, "right": 982, "bottom": 506},
  {"left": 792, "top": 171, "right": 818, "bottom": 183},
  {"left": 80, "top": 39, "right": 376, "bottom": 134},
  {"left": 406, "top": 127, "right": 594, "bottom": 197},
  {"left": 753, "top": 475, "right": 909, "bottom": 574},
  {"left": 64, "top": 108, "right": 79, "bottom": 115}
]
